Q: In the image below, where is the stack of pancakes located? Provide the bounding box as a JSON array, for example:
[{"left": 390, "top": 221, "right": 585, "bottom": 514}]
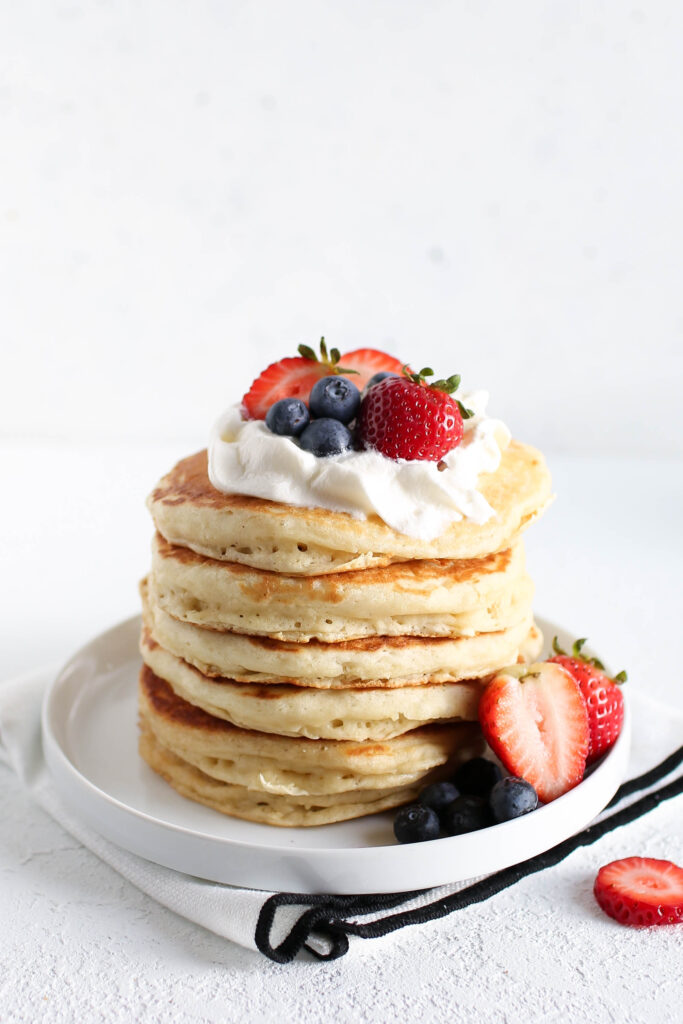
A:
[{"left": 139, "top": 441, "right": 552, "bottom": 826}]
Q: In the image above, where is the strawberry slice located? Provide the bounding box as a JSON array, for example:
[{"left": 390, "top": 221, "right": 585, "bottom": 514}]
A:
[
  {"left": 338, "top": 348, "right": 406, "bottom": 390},
  {"left": 594, "top": 857, "right": 683, "bottom": 927},
  {"left": 478, "top": 662, "right": 589, "bottom": 803},
  {"left": 242, "top": 342, "right": 406, "bottom": 419},
  {"left": 242, "top": 357, "right": 328, "bottom": 420}
]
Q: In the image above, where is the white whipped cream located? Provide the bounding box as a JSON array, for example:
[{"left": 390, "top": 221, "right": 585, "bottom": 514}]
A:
[{"left": 208, "top": 391, "right": 510, "bottom": 540}]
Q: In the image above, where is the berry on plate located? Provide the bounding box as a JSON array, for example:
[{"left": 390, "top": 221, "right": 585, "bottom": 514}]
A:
[
  {"left": 358, "top": 367, "right": 473, "bottom": 462},
  {"left": 242, "top": 339, "right": 403, "bottom": 419},
  {"left": 594, "top": 857, "right": 683, "bottom": 927},
  {"left": 489, "top": 777, "right": 538, "bottom": 822},
  {"left": 393, "top": 804, "right": 440, "bottom": 844},
  {"left": 419, "top": 780, "right": 460, "bottom": 814},
  {"left": 265, "top": 397, "right": 310, "bottom": 437},
  {"left": 453, "top": 757, "right": 503, "bottom": 799},
  {"left": 550, "top": 637, "right": 626, "bottom": 765},
  {"left": 298, "top": 418, "right": 352, "bottom": 457},
  {"left": 441, "top": 795, "right": 493, "bottom": 835},
  {"left": 309, "top": 376, "right": 361, "bottom": 424},
  {"left": 478, "top": 662, "right": 590, "bottom": 803}
]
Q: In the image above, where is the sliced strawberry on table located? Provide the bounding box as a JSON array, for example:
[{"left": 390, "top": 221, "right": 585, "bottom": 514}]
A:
[
  {"left": 337, "top": 348, "right": 406, "bottom": 390},
  {"left": 594, "top": 857, "right": 683, "bottom": 927},
  {"left": 478, "top": 662, "right": 589, "bottom": 803},
  {"left": 550, "top": 637, "right": 626, "bottom": 765}
]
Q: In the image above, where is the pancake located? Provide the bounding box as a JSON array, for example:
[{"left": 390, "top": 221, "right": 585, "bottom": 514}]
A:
[
  {"left": 140, "top": 729, "right": 464, "bottom": 827},
  {"left": 138, "top": 665, "right": 484, "bottom": 825},
  {"left": 147, "top": 443, "right": 552, "bottom": 576},
  {"left": 148, "top": 534, "right": 534, "bottom": 641},
  {"left": 141, "top": 578, "right": 542, "bottom": 686},
  {"left": 140, "top": 628, "right": 484, "bottom": 740}
]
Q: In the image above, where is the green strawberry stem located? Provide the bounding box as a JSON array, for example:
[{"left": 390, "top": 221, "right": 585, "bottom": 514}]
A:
[
  {"left": 551, "top": 635, "right": 628, "bottom": 684},
  {"left": 297, "top": 337, "right": 359, "bottom": 375},
  {"left": 400, "top": 365, "right": 473, "bottom": 418}
]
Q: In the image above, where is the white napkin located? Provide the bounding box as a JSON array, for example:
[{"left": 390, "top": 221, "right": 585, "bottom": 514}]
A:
[{"left": 1, "top": 667, "right": 682, "bottom": 961}]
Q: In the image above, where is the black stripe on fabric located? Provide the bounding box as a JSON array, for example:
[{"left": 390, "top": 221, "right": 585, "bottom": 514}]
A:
[{"left": 254, "top": 744, "right": 683, "bottom": 963}]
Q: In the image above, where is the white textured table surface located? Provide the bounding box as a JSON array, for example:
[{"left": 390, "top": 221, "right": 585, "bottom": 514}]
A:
[{"left": 1, "top": 442, "right": 682, "bottom": 1023}]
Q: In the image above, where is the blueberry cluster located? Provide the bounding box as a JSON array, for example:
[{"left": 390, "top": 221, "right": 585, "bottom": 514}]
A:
[
  {"left": 265, "top": 372, "right": 396, "bottom": 458},
  {"left": 393, "top": 757, "right": 538, "bottom": 844}
]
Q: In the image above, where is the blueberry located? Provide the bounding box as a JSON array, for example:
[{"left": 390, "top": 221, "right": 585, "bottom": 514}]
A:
[
  {"left": 489, "top": 777, "right": 538, "bottom": 823},
  {"left": 309, "top": 376, "right": 361, "bottom": 424},
  {"left": 452, "top": 757, "right": 503, "bottom": 799},
  {"left": 441, "top": 795, "right": 493, "bottom": 836},
  {"left": 265, "top": 398, "right": 310, "bottom": 437},
  {"left": 393, "top": 803, "right": 440, "bottom": 844},
  {"left": 365, "top": 371, "right": 398, "bottom": 390},
  {"left": 419, "top": 781, "right": 460, "bottom": 814},
  {"left": 298, "top": 418, "right": 353, "bottom": 457}
]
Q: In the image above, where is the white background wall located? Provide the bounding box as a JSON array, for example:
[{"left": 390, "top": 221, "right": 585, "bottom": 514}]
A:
[{"left": 2, "top": 1, "right": 682, "bottom": 455}]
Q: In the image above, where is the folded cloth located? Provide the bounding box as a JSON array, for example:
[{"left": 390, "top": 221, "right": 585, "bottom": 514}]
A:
[{"left": 1, "top": 667, "right": 682, "bottom": 963}]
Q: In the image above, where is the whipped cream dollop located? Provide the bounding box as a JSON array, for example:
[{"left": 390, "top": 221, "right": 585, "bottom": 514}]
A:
[{"left": 208, "top": 391, "right": 510, "bottom": 541}]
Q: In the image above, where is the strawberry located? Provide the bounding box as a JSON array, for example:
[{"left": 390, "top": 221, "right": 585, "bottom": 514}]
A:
[
  {"left": 478, "top": 662, "right": 589, "bottom": 803},
  {"left": 594, "top": 857, "right": 683, "bottom": 927},
  {"left": 337, "top": 348, "right": 405, "bottom": 390},
  {"left": 549, "top": 638, "right": 626, "bottom": 765},
  {"left": 242, "top": 338, "right": 404, "bottom": 419},
  {"left": 242, "top": 357, "right": 328, "bottom": 419},
  {"left": 358, "top": 367, "right": 473, "bottom": 462}
]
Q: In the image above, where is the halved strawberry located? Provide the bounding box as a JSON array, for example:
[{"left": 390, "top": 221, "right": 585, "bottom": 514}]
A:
[
  {"left": 242, "top": 357, "right": 328, "bottom": 419},
  {"left": 242, "top": 339, "right": 406, "bottom": 419},
  {"left": 478, "top": 662, "right": 589, "bottom": 803},
  {"left": 338, "top": 348, "right": 406, "bottom": 390},
  {"left": 550, "top": 638, "right": 626, "bottom": 765},
  {"left": 594, "top": 857, "right": 683, "bottom": 927}
]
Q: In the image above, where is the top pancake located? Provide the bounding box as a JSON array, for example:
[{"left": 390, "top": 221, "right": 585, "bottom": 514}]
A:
[{"left": 148, "top": 442, "right": 553, "bottom": 575}]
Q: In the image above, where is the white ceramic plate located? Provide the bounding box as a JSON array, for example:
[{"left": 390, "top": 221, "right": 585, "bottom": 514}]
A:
[{"left": 42, "top": 615, "right": 630, "bottom": 895}]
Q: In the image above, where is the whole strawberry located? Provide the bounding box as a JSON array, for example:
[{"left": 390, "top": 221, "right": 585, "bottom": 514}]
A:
[
  {"left": 549, "top": 637, "right": 626, "bottom": 765},
  {"left": 358, "top": 367, "right": 473, "bottom": 462}
]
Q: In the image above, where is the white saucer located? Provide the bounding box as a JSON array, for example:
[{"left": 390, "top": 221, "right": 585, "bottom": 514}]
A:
[{"left": 42, "top": 615, "right": 631, "bottom": 895}]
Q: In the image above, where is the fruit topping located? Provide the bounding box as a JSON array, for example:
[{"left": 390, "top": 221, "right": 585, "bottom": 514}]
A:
[
  {"left": 298, "top": 418, "right": 353, "bottom": 458},
  {"left": 242, "top": 357, "right": 328, "bottom": 420},
  {"left": 550, "top": 637, "right": 626, "bottom": 765},
  {"left": 452, "top": 756, "right": 503, "bottom": 799},
  {"left": 419, "top": 780, "right": 460, "bottom": 814},
  {"left": 489, "top": 777, "right": 538, "bottom": 822},
  {"left": 441, "top": 795, "right": 493, "bottom": 835},
  {"left": 478, "top": 662, "right": 590, "bottom": 803},
  {"left": 358, "top": 368, "right": 473, "bottom": 462},
  {"left": 264, "top": 397, "right": 310, "bottom": 437},
  {"left": 393, "top": 804, "right": 440, "bottom": 844},
  {"left": 242, "top": 338, "right": 403, "bottom": 421},
  {"left": 335, "top": 348, "right": 406, "bottom": 390},
  {"left": 594, "top": 857, "right": 683, "bottom": 927},
  {"left": 309, "top": 376, "right": 361, "bottom": 424},
  {"left": 364, "top": 370, "right": 399, "bottom": 391}
]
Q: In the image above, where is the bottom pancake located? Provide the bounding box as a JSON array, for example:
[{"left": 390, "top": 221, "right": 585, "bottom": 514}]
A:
[{"left": 138, "top": 665, "right": 484, "bottom": 826}]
